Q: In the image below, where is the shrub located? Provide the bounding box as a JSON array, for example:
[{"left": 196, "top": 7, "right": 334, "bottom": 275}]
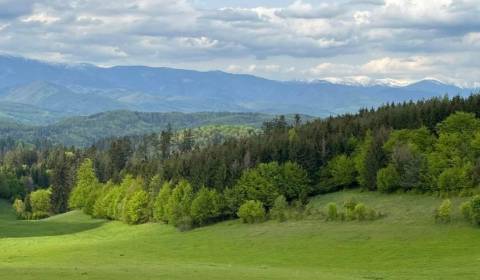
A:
[
  {"left": 190, "top": 188, "right": 221, "bottom": 226},
  {"left": 237, "top": 200, "right": 266, "bottom": 224},
  {"left": 124, "top": 190, "right": 150, "bottom": 224},
  {"left": 435, "top": 199, "right": 452, "bottom": 223},
  {"left": 270, "top": 195, "right": 288, "bottom": 222},
  {"left": 325, "top": 202, "right": 338, "bottom": 221},
  {"left": 437, "top": 167, "right": 470, "bottom": 196},
  {"left": 460, "top": 201, "right": 472, "bottom": 221},
  {"left": 354, "top": 203, "right": 367, "bottom": 221},
  {"left": 30, "top": 189, "right": 52, "bottom": 219},
  {"left": 376, "top": 164, "right": 401, "bottom": 193},
  {"left": 12, "top": 198, "right": 26, "bottom": 219}
]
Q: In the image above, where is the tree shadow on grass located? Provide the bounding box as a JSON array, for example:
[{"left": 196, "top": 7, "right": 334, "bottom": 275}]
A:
[{"left": 0, "top": 219, "right": 106, "bottom": 238}]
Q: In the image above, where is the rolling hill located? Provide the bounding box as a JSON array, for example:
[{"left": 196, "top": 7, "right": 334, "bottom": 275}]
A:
[{"left": 1, "top": 190, "right": 479, "bottom": 279}]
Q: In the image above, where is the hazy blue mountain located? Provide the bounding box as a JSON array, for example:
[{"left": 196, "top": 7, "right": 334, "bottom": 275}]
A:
[{"left": 0, "top": 55, "right": 475, "bottom": 121}]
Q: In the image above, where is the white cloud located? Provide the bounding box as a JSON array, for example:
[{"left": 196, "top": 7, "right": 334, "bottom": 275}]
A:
[{"left": 0, "top": 0, "right": 478, "bottom": 85}]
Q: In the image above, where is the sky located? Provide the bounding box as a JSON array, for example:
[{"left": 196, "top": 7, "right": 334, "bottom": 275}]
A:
[{"left": 0, "top": 0, "right": 479, "bottom": 87}]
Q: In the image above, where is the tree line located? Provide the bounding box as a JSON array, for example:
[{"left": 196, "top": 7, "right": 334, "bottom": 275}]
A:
[{"left": 6, "top": 94, "right": 480, "bottom": 228}]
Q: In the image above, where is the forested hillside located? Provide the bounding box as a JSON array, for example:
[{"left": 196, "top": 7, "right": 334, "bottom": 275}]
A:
[
  {"left": 5, "top": 94, "right": 480, "bottom": 230},
  {"left": 0, "top": 111, "right": 297, "bottom": 146}
]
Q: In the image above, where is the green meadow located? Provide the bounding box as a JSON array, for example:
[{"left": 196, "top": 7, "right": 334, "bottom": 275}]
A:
[{"left": 1, "top": 190, "right": 479, "bottom": 280}]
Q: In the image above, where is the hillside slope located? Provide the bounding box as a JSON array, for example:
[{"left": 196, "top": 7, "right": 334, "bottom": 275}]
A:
[
  {"left": 0, "top": 111, "right": 305, "bottom": 146},
  {"left": 1, "top": 191, "right": 479, "bottom": 280}
]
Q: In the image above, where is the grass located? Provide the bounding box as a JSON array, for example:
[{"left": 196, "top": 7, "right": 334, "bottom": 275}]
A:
[{"left": 1, "top": 190, "right": 480, "bottom": 279}]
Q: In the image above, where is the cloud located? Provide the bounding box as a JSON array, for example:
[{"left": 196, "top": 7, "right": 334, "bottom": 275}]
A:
[
  {"left": 0, "top": 0, "right": 478, "bottom": 86},
  {"left": 0, "top": 0, "right": 33, "bottom": 19}
]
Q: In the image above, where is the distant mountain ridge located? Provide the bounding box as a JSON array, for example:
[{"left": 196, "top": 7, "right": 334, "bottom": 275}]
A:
[{"left": 0, "top": 55, "right": 476, "bottom": 124}]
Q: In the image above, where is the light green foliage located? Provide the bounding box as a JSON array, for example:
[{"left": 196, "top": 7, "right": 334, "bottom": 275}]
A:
[
  {"left": 166, "top": 180, "right": 194, "bottom": 227},
  {"left": 237, "top": 200, "right": 265, "bottom": 224},
  {"left": 376, "top": 164, "right": 400, "bottom": 193},
  {"left": 325, "top": 202, "right": 338, "bottom": 221},
  {"left": 437, "top": 166, "right": 471, "bottom": 196},
  {"left": 222, "top": 187, "right": 245, "bottom": 217},
  {"left": 353, "top": 203, "right": 367, "bottom": 221},
  {"left": 124, "top": 190, "right": 150, "bottom": 225},
  {"left": 435, "top": 199, "right": 452, "bottom": 223},
  {"left": 233, "top": 163, "right": 279, "bottom": 208},
  {"left": 233, "top": 161, "right": 310, "bottom": 209},
  {"left": 153, "top": 182, "right": 173, "bottom": 223},
  {"left": 319, "top": 154, "right": 356, "bottom": 193},
  {"left": 30, "top": 188, "right": 52, "bottom": 219},
  {"left": 384, "top": 127, "right": 434, "bottom": 153},
  {"left": 280, "top": 162, "right": 310, "bottom": 202},
  {"left": 190, "top": 188, "right": 221, "bottom": 226},
  {"left": 118, "top": 176, "right": 144, "bottom": 222},
  {"left": 469, "top": 195, "right": 480, "bottom": 226},
  {"left": 69, "top": 159, "right": 99, "bottom": 210},
  {"left": 437, "top": 112, "right": 480, "bottom": 136},
  {"left": 12, "top": 198, "right": 26, "bottom": 218},
  {"left": 92, "top": 182, "right": 114, "bottom": 218},
  {"left": 270, "top": 195, "right": 288, "bottom": 222},
  {"left": 148, "top": 175, "right": 163, "bottom": 198}
]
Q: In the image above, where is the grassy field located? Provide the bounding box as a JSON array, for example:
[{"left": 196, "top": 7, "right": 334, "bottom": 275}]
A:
[{"left": 1, "top": 190, "right": 480, "bottom": 279}]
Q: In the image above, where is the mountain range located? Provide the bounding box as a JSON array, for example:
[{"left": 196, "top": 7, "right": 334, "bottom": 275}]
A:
[{"left": 0, "top": 55, "right": 476, "bottom": 126}]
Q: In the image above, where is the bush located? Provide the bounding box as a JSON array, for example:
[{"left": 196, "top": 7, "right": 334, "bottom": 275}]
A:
[
  {"left": 190, "top": 188, "right": 221, "bottom": 226},
  {"left": 354, "top": 203, "right": 367, "bottom": 221},
  {"left": 435, "top": 199, "right": 452, "bottom": 223},
  {"left": 124, "top": 190, "right": 150, "bottom": 224},
  {"left": 376, "top": 164, "right": 400, "bottom": 193},
  {"left": 12, "top": 198, "right": 26, "bottom": 219},
  {"left": 30, "top": 189, "right": 52, "bottom": 219},
  {"left": 270, "top": 195, "right": 288, "bottom": 222},
  {"left": 237, "top": 200, "right": 266, "bottom": 224},
  {"left": 325, "top": 202, "right": 338, "bottom": 221}
]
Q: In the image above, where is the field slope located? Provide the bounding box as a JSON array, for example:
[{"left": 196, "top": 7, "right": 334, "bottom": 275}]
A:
[{"left": 1, "top": 191, "right": 480, "bottom": 279}]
